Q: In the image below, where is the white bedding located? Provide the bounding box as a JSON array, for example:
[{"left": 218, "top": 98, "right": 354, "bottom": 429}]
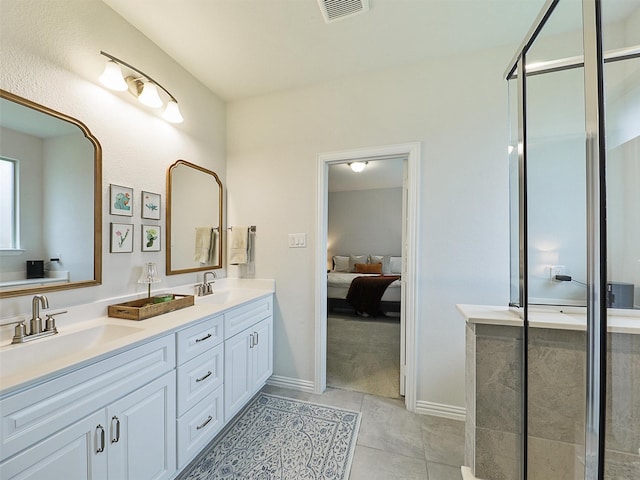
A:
[{"left": 327, "top": 272, "right": 401, "bottom": 302}]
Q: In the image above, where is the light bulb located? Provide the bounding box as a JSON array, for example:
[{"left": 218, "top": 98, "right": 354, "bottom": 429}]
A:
[
  {"left": 138, "top": 82, "right": 163, "bottom": 108},
  {"left": 99, "top": 60, "right": 128, "bottom": 91},
  {"left": 349, "top": 161, "right": 367, "bottom": 173},
  {"left": 162, "top": 100, "right": 184, "bottom": 123}
]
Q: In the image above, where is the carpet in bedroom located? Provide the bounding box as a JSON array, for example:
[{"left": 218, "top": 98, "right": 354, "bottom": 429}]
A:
[{"left": 327, "top": 313, "right": 401, "bottom": 399}]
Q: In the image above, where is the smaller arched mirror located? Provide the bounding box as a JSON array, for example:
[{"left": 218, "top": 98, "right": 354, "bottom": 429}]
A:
[{"left": 166, "top": 160, "right": 223, "bottom": 275}]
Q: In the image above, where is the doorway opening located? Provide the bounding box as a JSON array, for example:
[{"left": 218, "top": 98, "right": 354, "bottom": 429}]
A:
[
  {"left": 315, "top": 142, "right": 420, "bottom": 411},
  {"left": 326, "top": 157, "right": 404, "bottom": 399}
]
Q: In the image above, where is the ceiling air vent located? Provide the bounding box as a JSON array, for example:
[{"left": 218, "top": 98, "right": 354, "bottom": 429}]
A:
[{"left": 317, "top": 0, "right": 370, "bottom": 23}]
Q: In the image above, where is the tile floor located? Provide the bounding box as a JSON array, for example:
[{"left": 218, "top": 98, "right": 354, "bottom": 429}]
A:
[{"left": 262, "top": 385, "right": 465, "bottom": 480}]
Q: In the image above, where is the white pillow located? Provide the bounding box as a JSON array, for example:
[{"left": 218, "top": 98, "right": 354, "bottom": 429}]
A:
[
  {"left": 389, "top": 256, "right": 402, "bottom": 274},
  {"left": 349, "top": 254, "right": 367, "bottom": 272},
  {"left": 333, "top": 256, "right": 350, "bottom": 272},
  {"left": 370, "top": 255, "right": 390, "bottom": 274}
]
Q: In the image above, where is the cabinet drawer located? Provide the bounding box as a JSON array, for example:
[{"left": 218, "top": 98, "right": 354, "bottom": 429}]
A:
[
  {"left": 224, "top": 296, "right": 272, "bottom": 339},
  {"left": 177, "top": 386, "right": 224, "bottom": 468},
  {"left": 0, "top": 335, "right": 175, "bottom": 461},
  {"left": 176, "top": 314, "right": 223, "bottom": 365},
  {"left": 177, "top": 343, "right": 223, "bottom": 416}
]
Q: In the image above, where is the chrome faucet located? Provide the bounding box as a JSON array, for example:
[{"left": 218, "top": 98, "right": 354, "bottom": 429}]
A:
[
  {"left": 196, "top": 271, "right": 217, "bottom": 296},
  {"left": 8, "top": 295, "right": 67, "bottom": 344}
]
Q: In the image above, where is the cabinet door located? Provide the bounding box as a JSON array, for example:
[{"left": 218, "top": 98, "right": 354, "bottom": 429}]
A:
[
  {"left": 224, "top": 330, "right": 253, "bottom": 422},
  {"left": 0, "top": 410, "right": 108, "bottom": 480},
  {"left": 251, "top": 316, "right": 273, "bottom": 392},
  {"left": 107, "top": 372, "right": 176, "bottom": 480}
]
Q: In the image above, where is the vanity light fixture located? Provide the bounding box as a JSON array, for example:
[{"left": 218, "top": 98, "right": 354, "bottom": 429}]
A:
[
  {"left": 348, "top": 161, "right": 368, "bottom": 173},
  {"left": 99, "top": 51, "right": 184, "bottom": 124},
  {"left": 138, "top": 262, "right": 161, "bottom": 298}
]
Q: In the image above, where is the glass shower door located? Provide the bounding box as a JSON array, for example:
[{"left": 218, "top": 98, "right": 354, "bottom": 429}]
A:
[
  {"left": 524, "top": 2, "right": 589, "bottom": 478},
  {"left": 602, "top": 2, "right": 640, "bottom": 477},
  {"left": 506, "top": 0, "right": 640, "bottom": 478}
]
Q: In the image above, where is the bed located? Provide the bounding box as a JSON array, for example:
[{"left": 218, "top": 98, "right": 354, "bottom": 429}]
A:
[{"left": 327, "top": 254, "right": 402, "bottom": 316}]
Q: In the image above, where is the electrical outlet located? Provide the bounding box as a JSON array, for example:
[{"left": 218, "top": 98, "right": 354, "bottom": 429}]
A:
[{"left": 549, "top": 265, "right": 566, "bottom": 279}]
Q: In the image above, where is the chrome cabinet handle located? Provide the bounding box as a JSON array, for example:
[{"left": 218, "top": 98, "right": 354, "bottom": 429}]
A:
[
  {"left": 196, "top": 371, "right": 212, "bottom": 382},
  {"left": 196, "top": 415, "right": 213, "bottom": 430},
  {"left": 249, "top": 333, "right": 254, "bottom": 348},
  {"left": 195, "top": 333, "right": 212, "bottom": 343},
  {"left": 96, "top": 424, "right": 105, "bottom": 453},
  {"left": 111, "top": 416, "right": 120, "bottom": 443},
  {"left": 254, "top": 331, "right": 259, "bottom": 345}
]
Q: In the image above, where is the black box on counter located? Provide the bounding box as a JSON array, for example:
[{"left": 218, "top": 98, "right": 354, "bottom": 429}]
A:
[{"left": 26, "top": 260, "right": 44, "bottom": 279}]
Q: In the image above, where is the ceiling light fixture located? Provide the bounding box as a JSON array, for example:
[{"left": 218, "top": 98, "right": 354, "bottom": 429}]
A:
[
  {"left": 99, "top": 51, "right": 184, "bottom": 124},
  {"left": 348, "top": 161, "right": 368, "bottom": 173}
]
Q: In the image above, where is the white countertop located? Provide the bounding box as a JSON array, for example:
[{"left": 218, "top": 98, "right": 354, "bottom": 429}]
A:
[
  {"left": 457, "top": 304, "right": 640, "bottom": 335},
  {"left": 0, "top": 278, "right": 275, "bottom": 397}
]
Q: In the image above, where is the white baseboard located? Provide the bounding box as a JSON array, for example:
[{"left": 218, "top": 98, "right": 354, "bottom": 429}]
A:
[
  {"left": 461, "top": 466, "right": 485, "bottom": 480},
  {"left": 414, "top": 400, "right": 466, "bottom": 421},
  {"left": 266, "top": 375, "right": 316, "bottom": 393}
]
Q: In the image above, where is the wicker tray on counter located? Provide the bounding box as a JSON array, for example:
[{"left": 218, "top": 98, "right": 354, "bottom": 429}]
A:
[{"left": 107, "top": 294, "right": 194, "bottom": 320}]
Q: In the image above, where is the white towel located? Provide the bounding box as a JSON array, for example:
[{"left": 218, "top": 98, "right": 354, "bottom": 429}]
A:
[
  {"left": 194, "top": 227, "right": 213, "bottom": 263},
  {"left": 210, "top": 229, "right": 219, "bottom": 265},
  {"left": 229, "top": 226, "right": 249, "bottom": 265}
]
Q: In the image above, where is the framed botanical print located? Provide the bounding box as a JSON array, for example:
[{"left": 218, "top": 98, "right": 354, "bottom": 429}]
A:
[
  {"left": 141, "top": 224, "right": 161, "bottom": 252},
  {"left": 110, "top": 223, "right": 133, "bottom": 253},
  {"left": 110, "top": 184, "right": 133, "bottom": 216},
  {"left": 141, "top": 191, "right": 161, "bottom": 220}
]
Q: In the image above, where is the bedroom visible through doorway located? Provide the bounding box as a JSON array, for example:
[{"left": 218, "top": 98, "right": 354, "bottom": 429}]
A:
[
  {"left": 316, "top": 142, "right": 420, "bottom": 412},
  {"left": 326, "top": 158, "right": 405, "bottom": 399}
]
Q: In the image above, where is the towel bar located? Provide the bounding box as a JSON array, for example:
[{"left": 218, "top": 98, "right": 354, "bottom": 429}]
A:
[{"left": 228, "top": 226, "right": 256, "bottom": 232}]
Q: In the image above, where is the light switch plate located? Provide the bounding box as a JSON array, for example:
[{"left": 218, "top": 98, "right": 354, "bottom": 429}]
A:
[{"left": 288, "top": 233, "right": 306, "bottom": 248}]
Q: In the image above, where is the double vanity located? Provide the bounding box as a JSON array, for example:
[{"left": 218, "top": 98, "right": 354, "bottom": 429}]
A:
[{"left": 0, "top": 280, "right": 274, "bottom": 480}]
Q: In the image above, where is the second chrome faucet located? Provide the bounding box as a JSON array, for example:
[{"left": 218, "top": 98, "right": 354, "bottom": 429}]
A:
[{"left": 195, "top": 271, "right": 217, "bottom": 296}]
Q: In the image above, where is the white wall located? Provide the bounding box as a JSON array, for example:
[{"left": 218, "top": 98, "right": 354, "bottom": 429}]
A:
[
  {"left": 226, "top": 46, "right": 513, "bottom": 409},
  {"left": 328, "top": 187, "right": 402, "bottom": 263},
  {"left": 0, "top": 127, "right": 45, "bottom": 275},
  {"left": 44, "top": 132, "right": 94, "bottom": 282},
  {"left": 0, "top": 0, "right": 226, "bottom": 317}
]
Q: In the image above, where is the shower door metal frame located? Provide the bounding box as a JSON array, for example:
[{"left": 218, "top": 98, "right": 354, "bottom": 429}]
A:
[
  {"left": 505, "top": 0, "right": 608, "bottom": 478},
  {"left": 582, "top": 1, "right": 607, "bottom": 477}
]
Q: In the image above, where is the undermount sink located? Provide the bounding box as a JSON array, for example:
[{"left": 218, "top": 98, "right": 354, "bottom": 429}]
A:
[
  {"left": 0, "top": 323, "right": 144, "bottom": 378},
  {"left": 195, "top": 289, "right": 260, "bottom": 305},
  {"left": 196, "top": 290, "right": 232, "bottom": 304}
]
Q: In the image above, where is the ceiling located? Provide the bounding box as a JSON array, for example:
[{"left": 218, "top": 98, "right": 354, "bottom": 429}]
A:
[
  {"left": 99, "top": 0, "right": 637, "bottom": 190},
  {"left": 329, "top": 158, "right": 404, "bottom": 192},
  {"left": 102, "top": 0, "right": 551, "bottom": 102}
]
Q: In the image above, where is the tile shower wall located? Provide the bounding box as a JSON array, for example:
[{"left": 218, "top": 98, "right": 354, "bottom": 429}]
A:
[
  {"left": 466, "top": 323, "right": 640, "bottom": 480},
  {"left": 466, "top": 323, "right": 522, "bottom": 480}
]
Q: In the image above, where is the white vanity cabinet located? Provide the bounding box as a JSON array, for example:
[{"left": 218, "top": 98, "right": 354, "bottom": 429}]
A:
[
  {"left": 175, "top": 314, "right": 225, "bottom": 468},
  {"left": 0, "top": 336, "right": 176, "bottom": 480},
  {"left": 0, "top": 288, "right": 276, "bottom": 480},
  {"left": 224, "top": 296, "right": 273, "bottom": 422},
  {"left": 0, "top": 410, "right": 108, "bottom": 480}
]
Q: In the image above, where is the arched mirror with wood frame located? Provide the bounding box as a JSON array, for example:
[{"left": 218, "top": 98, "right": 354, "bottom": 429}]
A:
[
  {"left": 0, "top": 89, "right": 102, "bottom": 298},
  {"left": 166, "top": 160, "right": 223, "bottom": 275}
]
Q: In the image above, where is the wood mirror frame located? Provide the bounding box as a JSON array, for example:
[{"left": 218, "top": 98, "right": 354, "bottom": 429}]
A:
[{"left": 166, "top": 159, "right": 223, "bottom": 275}]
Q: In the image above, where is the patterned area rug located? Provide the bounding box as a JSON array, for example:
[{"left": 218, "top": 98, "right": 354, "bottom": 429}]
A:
[{"left": 178, "top": 393, "right": 361, "bottom": 480}]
